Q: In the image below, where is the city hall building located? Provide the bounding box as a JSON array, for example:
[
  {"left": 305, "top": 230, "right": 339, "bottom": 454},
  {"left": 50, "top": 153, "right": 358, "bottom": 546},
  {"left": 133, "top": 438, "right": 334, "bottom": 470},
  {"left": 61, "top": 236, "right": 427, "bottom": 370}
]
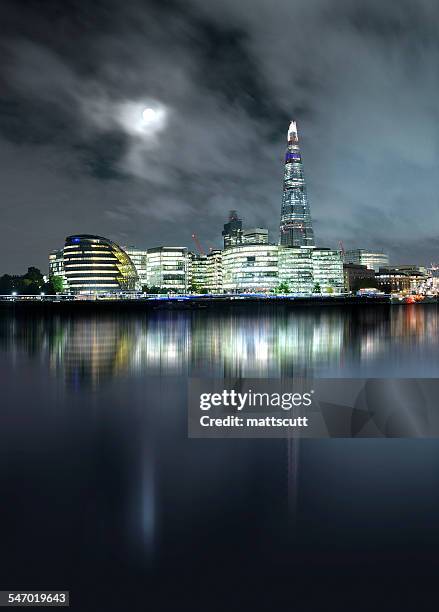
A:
[{"left": 63, "top": 235, "right": 138, "bottom": 294}]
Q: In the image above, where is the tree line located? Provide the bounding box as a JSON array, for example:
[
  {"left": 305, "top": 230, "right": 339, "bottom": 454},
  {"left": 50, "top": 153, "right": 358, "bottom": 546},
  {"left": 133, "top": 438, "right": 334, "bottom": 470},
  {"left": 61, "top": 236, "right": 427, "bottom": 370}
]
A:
[{"left": 0, "top": 267, "right": 64, "bottom": 295}]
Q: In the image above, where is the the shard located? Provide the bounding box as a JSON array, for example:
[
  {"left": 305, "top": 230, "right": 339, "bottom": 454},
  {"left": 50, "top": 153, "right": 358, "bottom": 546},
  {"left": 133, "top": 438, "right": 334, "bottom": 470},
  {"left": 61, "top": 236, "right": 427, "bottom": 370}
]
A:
[{"left": 279, "top": 121, "right": 315, "bottom": 247}]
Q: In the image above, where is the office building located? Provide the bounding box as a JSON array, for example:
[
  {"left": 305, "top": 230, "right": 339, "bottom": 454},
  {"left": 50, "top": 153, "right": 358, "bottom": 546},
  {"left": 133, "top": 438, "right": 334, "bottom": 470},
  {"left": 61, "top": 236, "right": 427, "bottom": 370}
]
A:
[
  {"left": 344, "top": 249, "right": 389, "bottom": 271},
  {"left": 427, "top": 267, "right": 439, "bottom": 294},
  {"left": 312, "top": 248, "right": 345, "bottom": 293},
  {"left": 222, "top": 210, "right": 243, "bottom": 248},
  {"left": 124, "top": 247, "right": 148, "bottom": 288},
  {"left": 222, "top": 244, "right": 279, "bottom": 292},
  {"left": 279, "top": 121, "right": 314, "bottom": 247},
  {"left": 278, "top": 247, "right": 314, "bottom": 293},
  {"left": 189, "top": 253, "right": 208, "bottom": 292},
  {"left": 48, "top": 249, "right": 67, "bottom": 291},
  {"left": 343, "top": 263, "right": 376, "bottom": 292},
  {"left": 63, "top": 235, "right": 138, "bottom": 294},
  {"left": 390, "top": 264, "right": 427, "bottom": 276},
  {"left": 189, "top": 250, "right": 223, "bottom": 293},
  {"left": 242, "top": 228, "right": 269, "bottom": 245},
  {"left": 146, "top": 246, "right": 188, "bottom": 293},
  {"left": 206, "top": 249, "right": 223, "bottom": 293},
  {"left": 375, "top": 269, "right": 411, "bottom": 294},
  {"left": 376, "top": 266, "right": 426, "bottom": 294}
]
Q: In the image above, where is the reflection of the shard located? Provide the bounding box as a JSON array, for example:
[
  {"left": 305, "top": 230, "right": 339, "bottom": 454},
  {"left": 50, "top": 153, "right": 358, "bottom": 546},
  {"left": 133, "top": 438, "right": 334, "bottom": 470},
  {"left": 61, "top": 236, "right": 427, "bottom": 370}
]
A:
[{"left": 200, "top": 311, "right": 345, "bottom": 377}]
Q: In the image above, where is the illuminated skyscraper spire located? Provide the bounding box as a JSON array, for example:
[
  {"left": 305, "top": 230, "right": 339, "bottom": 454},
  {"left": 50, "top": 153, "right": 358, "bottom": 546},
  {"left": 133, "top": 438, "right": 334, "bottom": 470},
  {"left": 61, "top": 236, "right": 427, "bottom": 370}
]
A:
[{"left": 279, "top": 121, "right": 315, "bottom": 247}]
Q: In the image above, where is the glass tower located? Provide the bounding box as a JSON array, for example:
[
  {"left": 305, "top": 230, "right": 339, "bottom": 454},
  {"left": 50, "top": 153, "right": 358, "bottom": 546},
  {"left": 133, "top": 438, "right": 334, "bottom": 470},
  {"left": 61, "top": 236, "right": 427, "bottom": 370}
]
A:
[
  {"left": 222, "top": 210, "right": 243, "bottom": 249},
  {"left": 279, "top": 121, "right": 314, "bottom": 247}
]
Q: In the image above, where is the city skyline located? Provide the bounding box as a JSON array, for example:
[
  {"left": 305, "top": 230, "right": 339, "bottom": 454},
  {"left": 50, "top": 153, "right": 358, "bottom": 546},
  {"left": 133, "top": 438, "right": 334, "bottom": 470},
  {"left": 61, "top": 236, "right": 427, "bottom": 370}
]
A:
[{"left": 2, "top": 0, "right": 439, "bottom": 273}]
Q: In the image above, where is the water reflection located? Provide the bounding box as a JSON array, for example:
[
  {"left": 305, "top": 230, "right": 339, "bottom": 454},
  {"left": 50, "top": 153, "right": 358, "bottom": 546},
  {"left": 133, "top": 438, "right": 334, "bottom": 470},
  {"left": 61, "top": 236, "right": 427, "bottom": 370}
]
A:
[
  {"left": 2, "top": 305, "right": 439, "bottom": 606},
  {"left": 0, "top": 304, "right": 438, "bottom": 386}
]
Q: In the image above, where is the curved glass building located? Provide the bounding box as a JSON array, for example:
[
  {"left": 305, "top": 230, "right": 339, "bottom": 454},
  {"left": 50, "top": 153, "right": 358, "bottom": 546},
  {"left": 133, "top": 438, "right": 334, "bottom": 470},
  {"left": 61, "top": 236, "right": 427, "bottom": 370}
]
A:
[{"left": 63, "top": 235, "right": 139, "bottom": 294}]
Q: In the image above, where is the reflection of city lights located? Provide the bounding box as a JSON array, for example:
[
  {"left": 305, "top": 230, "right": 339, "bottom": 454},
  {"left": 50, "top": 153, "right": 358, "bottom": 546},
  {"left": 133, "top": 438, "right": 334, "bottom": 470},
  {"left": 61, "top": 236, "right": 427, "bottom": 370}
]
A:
[{"left": 23, "top": 306, "right": 439, "bottom": 387}]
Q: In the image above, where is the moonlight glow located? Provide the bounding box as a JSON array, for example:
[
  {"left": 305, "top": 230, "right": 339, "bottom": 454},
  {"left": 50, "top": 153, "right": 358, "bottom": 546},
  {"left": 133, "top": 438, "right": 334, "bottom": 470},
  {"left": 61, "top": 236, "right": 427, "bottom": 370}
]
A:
[
  {"left": 114, "top": 101, "right": 168, "bottom": 138},
  {"left": 142, "top": 107, "right": 157, "bottom": 123}
]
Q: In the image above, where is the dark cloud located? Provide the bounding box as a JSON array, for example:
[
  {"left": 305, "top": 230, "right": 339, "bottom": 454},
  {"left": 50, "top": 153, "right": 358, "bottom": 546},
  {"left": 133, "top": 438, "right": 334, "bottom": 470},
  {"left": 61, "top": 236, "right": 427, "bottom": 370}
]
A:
[{"left": 1, "top": 0, "right": 439, "bottom": 272}]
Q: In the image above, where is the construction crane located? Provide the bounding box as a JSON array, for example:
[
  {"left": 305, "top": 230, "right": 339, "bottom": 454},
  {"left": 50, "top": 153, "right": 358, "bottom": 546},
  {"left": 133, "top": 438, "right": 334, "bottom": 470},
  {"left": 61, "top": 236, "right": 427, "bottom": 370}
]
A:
[{"left": 191, "top": 233, "right": 206, "bottom": 256}]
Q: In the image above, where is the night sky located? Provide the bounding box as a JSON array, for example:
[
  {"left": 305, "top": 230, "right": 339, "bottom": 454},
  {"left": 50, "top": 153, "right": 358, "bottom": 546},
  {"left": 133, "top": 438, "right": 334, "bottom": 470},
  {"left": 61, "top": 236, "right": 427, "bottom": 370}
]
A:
[{"left": 1, "top": 0, "right": 439, "bottom": 273}]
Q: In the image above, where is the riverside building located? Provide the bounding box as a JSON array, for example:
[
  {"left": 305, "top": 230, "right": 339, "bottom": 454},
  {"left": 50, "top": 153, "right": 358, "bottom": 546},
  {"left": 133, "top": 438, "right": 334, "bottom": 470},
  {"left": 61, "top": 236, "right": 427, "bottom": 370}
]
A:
[
  {"left": 375, "top": 269, "right": 411, "bottom": 294},
  {"left": 312, "top": 248, "right": 345, "bottom": 293},
  {"left": 206, "top": 249, "right": 223, "bottom": 293},
  {"left": 278, "top": 247, "right": 314, "bottom": 293},
  {"left": 63, "top": 235, "right": 138, "bottom": 294},
  {"left": 189, "top": 250, "right": 223, "bottom": 293},
  {"left": 146, "top": 246, "right": 188, "bottom": 293},
  {"left": 189, "top": 253, "right": 208, "bottom": 291},
  {"left": 343, "top": 263, "right": 376, "bottom": 292},
  {"left": 124, "top": 248, "right": 148, "bottom": 289},
  {"left": 279, "top": 247, "right": 344, "bottom": 294},
  {"left": 48, "top": 249, "right": 67, "bottom": 290},
  {"left": 222, "top": 244, "right": 279, "bottom": 293}
]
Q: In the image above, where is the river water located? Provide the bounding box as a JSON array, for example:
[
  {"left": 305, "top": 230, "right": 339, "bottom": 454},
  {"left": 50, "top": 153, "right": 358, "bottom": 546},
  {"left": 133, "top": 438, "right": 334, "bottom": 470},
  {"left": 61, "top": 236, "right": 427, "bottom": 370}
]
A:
[{"left": 1, "top": 304, "right": 438, "bottom": 609}]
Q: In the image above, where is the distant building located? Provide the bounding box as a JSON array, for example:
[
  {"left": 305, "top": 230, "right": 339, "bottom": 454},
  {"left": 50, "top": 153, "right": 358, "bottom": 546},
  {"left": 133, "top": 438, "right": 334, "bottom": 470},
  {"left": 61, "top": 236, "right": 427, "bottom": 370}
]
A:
[
  {"left": 390, "top": 264, "right": 427, "bottom": 276},
  {"left": 428, "top": 267, "right": 439, "bottom": 294},
  {"left": 397, "top": 266, "right": 427, "bottom": 291},
  {"left": 279, "top": 121, "right": 314, "bottom": 248},
  {"left": 222, "top": 210, "right": 243, "bottom": 249},
  {"left": 377, "top": 266, "right": 427, "bottom": 293},
  {"left": 146, "top": 246, "right": 188, "bottom": 293},
  {"left": 63, "top": 235, "right": 138, "bottom": 294},
  {"left": 375, "top": 269, "right": 411, "bottom": 294},
  {"left": 344, "top": 249, "right": 389, "bottom": 271},
  {"left": 124, "top": 247, "right": 148, "bottom": 288},
  {"left": 343, "top": 263, "right": 376, "bottom": 292},
  {"left": 242, "top": 228, "right": 269, "bottom": 245},
  {"left": 48, "top": 249, "right": 67, "bottom": 290},
  {"left": 222, "top": 244, "right": 279, "bottom": 292}
]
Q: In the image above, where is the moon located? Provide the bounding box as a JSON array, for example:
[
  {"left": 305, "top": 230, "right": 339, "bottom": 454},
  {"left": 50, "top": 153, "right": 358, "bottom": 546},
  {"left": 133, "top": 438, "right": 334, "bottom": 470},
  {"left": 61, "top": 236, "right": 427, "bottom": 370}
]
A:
[
  {"left": 116, "top": 102, "right": 168, "bottom": 137},
  {"left": 142, "top": 107, "right": 157, "bottom": 123}
]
